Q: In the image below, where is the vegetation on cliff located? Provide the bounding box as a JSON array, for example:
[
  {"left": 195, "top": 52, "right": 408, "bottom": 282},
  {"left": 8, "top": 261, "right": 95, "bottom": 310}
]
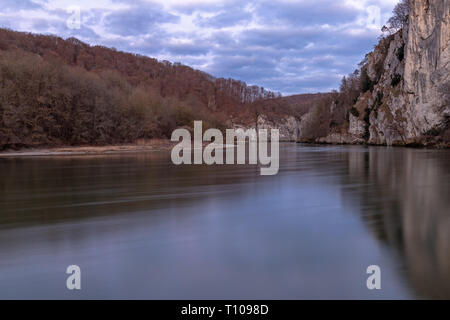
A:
[{"left": 298, "top": 0, "right": 449, "bottom": 147}]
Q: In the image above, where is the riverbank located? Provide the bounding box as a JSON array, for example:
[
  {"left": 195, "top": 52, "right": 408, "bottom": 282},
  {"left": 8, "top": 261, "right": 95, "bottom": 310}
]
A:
[
  {"left": 0, "top": 140, "right": 176, "bottom": 158},
  {"left": 296, "top": 138, "right": 450, "bottom": 149}
]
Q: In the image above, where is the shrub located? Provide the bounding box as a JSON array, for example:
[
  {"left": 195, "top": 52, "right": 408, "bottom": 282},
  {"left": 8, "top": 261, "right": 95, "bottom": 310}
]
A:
[{"left": 391, "top": 74, "right": 402, "bottom": 87}]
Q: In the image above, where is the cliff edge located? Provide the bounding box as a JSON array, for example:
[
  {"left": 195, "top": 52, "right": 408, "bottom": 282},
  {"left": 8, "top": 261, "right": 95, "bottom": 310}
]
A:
[{"left": 298, "top": 0, "right": 449, "bottom": 147}]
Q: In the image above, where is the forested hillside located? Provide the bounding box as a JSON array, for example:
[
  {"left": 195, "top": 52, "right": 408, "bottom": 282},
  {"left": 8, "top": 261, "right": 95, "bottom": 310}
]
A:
[{"left": 0, "top": 28, "right": 291, "bottom": 149}]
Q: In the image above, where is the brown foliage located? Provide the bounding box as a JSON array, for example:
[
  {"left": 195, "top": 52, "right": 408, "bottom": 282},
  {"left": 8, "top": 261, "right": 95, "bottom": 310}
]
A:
[
  {"left": 300, "top": 98, "right": 334, "bottom": 141},
  {"left": 0, "top": 49, "right": 225, "bottom": 150},
  {"left": 0, "top": 28, "right": 275, "bottom": 114},
  {"left": 0, "top": 28, "right": 280, "bottom": 149}
]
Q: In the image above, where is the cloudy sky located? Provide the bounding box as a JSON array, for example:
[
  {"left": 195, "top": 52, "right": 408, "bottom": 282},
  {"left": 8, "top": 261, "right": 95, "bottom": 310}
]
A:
[{"left": 1, "top": 0, "right": 400, "bottom": 95}]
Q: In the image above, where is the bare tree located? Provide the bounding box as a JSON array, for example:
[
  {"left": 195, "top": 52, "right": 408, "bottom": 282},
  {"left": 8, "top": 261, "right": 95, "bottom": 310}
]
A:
[{"left": 386, "top": 0, "right": 411, "bottom": 31}]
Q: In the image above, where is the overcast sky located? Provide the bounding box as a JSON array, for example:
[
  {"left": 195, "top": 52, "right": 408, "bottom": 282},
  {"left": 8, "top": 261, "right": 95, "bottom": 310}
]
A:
[{"left": 1, "top": 0, "right": 400, "bottom": 95}]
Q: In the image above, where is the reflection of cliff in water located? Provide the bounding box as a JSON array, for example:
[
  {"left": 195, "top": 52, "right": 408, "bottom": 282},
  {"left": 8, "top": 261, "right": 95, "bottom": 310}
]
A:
[{"left": 342, "top": 147, "right": 450, "bottom": 299}]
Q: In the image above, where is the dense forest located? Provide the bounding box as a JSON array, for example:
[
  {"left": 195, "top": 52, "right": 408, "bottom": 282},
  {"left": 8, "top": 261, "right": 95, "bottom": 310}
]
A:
[
  {"left": 0, "top": 28, "right": 290, "bottom": 150},
  {"left": 0, "top": 27, "right": 366, "bottom": 150}
]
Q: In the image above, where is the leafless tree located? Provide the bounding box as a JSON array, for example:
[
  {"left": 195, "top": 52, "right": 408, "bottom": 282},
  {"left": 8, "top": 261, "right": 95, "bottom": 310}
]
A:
[{"left": 386, "top": 0, "right": 411, "bottom": 31}]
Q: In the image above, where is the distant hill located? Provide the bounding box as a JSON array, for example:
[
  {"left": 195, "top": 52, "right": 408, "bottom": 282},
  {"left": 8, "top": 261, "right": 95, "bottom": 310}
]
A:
[
  {"left": 250, "top": 93, "right": 334, "bottom": 124},
  {"left": 0, "top": 28, "right": 325, "bottom": 149}
]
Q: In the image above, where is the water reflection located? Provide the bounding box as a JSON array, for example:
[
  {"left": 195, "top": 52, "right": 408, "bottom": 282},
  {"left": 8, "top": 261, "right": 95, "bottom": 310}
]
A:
[
  {"left": 0, "top": 145, "right": 448, "bottom": 299},
  {"left": 341, "top": 147, "right": 450, "bottom": 299}
]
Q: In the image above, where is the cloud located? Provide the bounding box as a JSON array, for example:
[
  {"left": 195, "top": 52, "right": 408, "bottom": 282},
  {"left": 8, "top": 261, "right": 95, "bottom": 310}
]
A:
[
  {"left": 2, "top": 0, "right": 41, "bottom": 11},
  {"left": 0, "top": 0, "right": 400, "bottom": 94},
  {"left": 195, "top": 6, "right": 253, "bottom": 28},
  {"left": 253, "top": 1, "right": 360, "bottom": 27},
  {"left": 104, "top": 2, "right": 179, "bottom": 36}
]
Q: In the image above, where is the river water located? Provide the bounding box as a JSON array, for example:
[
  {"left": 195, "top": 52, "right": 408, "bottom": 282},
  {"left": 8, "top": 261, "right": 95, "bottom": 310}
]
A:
[{"left": 0, "top": 144, "right": 449, "bottom": 299}]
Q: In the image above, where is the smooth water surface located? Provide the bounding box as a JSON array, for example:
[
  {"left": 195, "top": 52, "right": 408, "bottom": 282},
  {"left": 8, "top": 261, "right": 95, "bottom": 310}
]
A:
[{"left": 0, "top": 144, "right": 449, "bottom": 299}]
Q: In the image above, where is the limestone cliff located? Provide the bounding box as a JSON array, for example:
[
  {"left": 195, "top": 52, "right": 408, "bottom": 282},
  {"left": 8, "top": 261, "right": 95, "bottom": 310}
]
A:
[
  {"left": 256, "top": 115, "right": 300, "bottom": 142},
  {"left": 299, "top": 0, "right": 449, "bottom": 147},
  {"left": 232, "top": 114, "right": 300, "bottom": 142},
  {"left": 369, "top": 0, "right": 449, "bottom": 146}
]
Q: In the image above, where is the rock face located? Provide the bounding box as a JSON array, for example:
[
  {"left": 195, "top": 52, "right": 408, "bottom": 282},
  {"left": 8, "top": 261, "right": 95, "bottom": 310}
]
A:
[
  {"left": 299, "top": 0, "right": 449, "bottom": 147},
  {"left": 367, "top": 0, "right": 449, "bottom": 146},
  {"left": 256, "top": 115, "right": 300, "bottom": 142},
  {"left": 316, "top": 132, "right": 365, "bottom": 145},
  {"left": 366, "top": 29, "right": 410, "bottom": 145},
  {"left": 233, "top": 114, "right": 300, "bottom": 142},
  {"left": 403, "top": 0, "right": 449, "bottom": 138},
  {"left": 349, "top": 114, "right": 367, "bottom": 139},
  {"left": 238, "top": 0, "right": 448, "bottom": 146},
  {"left": 368, "top": 0, "right": 449, "bottom": 146}
]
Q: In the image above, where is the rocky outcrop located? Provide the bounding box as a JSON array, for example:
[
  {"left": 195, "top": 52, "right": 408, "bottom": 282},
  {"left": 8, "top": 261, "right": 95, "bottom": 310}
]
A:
[
  {"left": 316, "top": 132, "right": 365, "bottom": 145},
  {"left": 367, "top": 29, "right": 410, "bottom": 145},
  {"left": 368, "top": 0, "right": 449, "bottom": 146},
  {"left": 349, "top": 114, "right": 367, "bottom": 138},
  {"left": 233, "top": 114, "right": 300, "bottom": 142},
  {"left": 256, "top": 115, "right": 300, "bottom": 141},
  {"left": 403, "top": 0, "right": 450, "bottom": 138},
  {"left": 300, "top": 0, "right": 449, "bottom": 147}
]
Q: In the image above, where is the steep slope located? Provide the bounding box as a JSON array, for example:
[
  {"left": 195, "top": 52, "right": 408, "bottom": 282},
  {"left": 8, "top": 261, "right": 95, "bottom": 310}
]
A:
[
  {"left": 0, "top": 28, "right": 277, "bottom": 113},
  {"left": 299, "top": 0, "right": 449, "bottom": 147},
  {"left": 368, "top": 0, "right": 449, "bottom": 145}
]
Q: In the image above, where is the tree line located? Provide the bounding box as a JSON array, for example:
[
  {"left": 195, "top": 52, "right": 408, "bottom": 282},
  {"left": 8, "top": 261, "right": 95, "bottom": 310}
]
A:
[{"left": 0, "top": 28, "right": 279, "bottom": 150}]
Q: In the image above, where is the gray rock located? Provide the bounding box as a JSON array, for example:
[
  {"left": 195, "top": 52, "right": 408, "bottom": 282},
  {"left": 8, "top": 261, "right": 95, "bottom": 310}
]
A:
[{"left": 368, "top": 0, "right": 449, "bottom": 146}]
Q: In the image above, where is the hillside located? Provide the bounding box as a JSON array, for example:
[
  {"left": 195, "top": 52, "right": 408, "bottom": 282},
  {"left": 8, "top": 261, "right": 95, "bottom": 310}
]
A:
[
  {"left": 1, "top": 28, "right": 318, "bottom": 149},
  {"left": 3, "top": 0, "right": 445, "bottom": 149}
]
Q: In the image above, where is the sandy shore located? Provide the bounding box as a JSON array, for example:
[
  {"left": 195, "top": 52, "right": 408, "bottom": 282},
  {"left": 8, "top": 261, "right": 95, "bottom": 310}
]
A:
[
  {"left": 0, "top": 140, "right": 176, "bottom": 157},
  {"left": 0, "top": 140, "right": 239, "bottom": 158}
]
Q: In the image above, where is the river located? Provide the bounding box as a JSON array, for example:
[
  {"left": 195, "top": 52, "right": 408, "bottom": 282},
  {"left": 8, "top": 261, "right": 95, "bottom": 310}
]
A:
[{"left": 0, "top": 144, "right": 449, "bottom": 299}]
